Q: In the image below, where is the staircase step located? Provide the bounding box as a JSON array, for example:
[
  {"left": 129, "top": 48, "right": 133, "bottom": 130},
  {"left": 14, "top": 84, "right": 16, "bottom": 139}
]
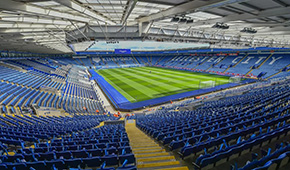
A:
[
  {"left": 137, "top": 160, "right": 180, "bottom": 169},
  {"left": 137, "top": 158, "right": 177, "bottom": 164},
  {"left": 139, "top": 163, "right": 187, "bottom": 170},
  {"left": 135, "top": 150, "right": 166, "bottom": 156},
  {"left": 135, "top": 152, "right": 169, "bottom": 158},
  {"left": 132, "top": 146, "right": 162, "bottom": 151},
  {"left": 138, "top": 158, "right": 178, "bottom": 165},
  {"left": 131, "top": 142, "right": 158, "bottom": 146},
  {"left": 134, "top": 149, "right": 165, "bottom": 154},
  {"left": 131, "top": 144, "right": 159, "bottom": 148},
  {"left": 137, "top": 156, "right": 175, "bottom": 162},
  {"left": 158, "top": 166, "right": 189, "bottom": 170},
  {"left": 130, "top": 140, "right": 156, "bottom": 144}
]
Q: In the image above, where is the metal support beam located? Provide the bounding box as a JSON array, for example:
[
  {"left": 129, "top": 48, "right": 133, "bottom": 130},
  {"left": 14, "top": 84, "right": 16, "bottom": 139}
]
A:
[
  {"left": 272, "top": 0, "right": 289, "bottom": 7},
  {"left": 70, "top": 21, "right": 89, "bottom": 41},
  {"left": 142, "top": 22, "right": 154, "bottom": 40},
  {"left": 0, "top": 28, "right": 62, "bottom": 33},
  {"left": 137, "top": 0, "right": 249, "bottom": 23},
  {"left": 0, "top": 0, "right": 97, "bottom": 24},
  {"left": 187, "top": 6, "right": 290, "bottom": 26},
  {"left": 121, "top": 0, "right": 138, "bottom": 25},
  {"left": 0, "top": 15, "right": 75, "bottom": 25},
  {"left": 52, "top": 0, "right": 116, "bottom": 25},
  {"left": 239, "top": 2, "right": 262, "bottom": 11},
  {"left": 139, "top": 21, "right": 153, "bottom": 36},
  {"left": 53, "top": 24, "right": 79, "bottom": 42},
  {"left": 0, "top": 22, "right": 72, "bottom": 29},
  {"left": 46, "top": 29, "right": 73, "bottom": 52}
]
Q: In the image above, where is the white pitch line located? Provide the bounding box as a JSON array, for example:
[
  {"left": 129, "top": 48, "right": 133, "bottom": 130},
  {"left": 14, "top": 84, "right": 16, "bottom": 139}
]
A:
[{"left": 98, "top": 71, "right": 137, "bottom": 102}]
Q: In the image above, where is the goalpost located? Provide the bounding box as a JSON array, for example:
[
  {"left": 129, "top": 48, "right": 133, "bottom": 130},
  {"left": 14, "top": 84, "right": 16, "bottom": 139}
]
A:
[
  {"left": 199, "top": 80, "right": 216, "bottom": 89},
  {"left": 229, "top": 76, "right": 242, "bottom": 83}
]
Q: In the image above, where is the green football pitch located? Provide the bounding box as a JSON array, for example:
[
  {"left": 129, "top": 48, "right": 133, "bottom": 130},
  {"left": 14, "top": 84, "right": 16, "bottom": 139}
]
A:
[{"left": 97, "top": 67, "right": 230, "bottom": 103}]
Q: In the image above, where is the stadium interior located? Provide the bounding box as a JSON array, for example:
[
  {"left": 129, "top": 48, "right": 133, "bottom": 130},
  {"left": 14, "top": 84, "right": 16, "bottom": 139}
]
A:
[{"left": 0, "top": 0, "right": 290, "bottom": 170}]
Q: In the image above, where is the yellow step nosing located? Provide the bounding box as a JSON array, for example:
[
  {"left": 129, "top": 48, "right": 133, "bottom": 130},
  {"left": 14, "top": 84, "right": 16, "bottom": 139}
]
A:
[
  {"left": 7, "top": 152, "right": 15, "bottom": 156},
  {"left": 135, "top": 152, "right": 169, "bottom": 158},
  {"left": 131, "top": 141, "right": 155, "bottom": 142},
  {"left": 137, "top": 161, "right": 180, "bottom": 168},
  {"left": 131, "top": 143, "right": 158, "bottom": 145},
  {"left": 131, "top": 145, "right": 159, "bottom": 148},
  {"left": 158, "top": 166, "right": 189, "bottom": 170},
  {"left": 135, "top": 151, "right": 166, "bottom": 155},
  {"left": 132, "top": 147, "right": 163, "bottom": 151},
  {"left": 134, "top": 149, "right": 166, "bottom": 154},
  {"left": 129, "top": 140, "right": 155, "bottom": 143},
  {"left": 130, "top": 141, "right": 155, "bottom": 143},
  {"left": 131, "top": 142, "right": 157, "bottom": 145},
  {"left": 137, "top": 156, "right": 175, "bottom": 162},
  {"left": 131, "top": 144, "right": 157, "bottom": 146}
]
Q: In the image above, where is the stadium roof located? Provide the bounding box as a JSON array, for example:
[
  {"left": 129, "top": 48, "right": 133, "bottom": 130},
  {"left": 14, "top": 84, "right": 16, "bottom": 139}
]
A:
[{"left": 1, "top": 0, "right": 290, "bottom": 53}]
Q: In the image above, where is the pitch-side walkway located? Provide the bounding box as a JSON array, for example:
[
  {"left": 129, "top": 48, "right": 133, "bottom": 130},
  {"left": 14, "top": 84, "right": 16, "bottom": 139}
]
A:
[{"left": 125, "top": 120, "right": 189, "bottom": 170}]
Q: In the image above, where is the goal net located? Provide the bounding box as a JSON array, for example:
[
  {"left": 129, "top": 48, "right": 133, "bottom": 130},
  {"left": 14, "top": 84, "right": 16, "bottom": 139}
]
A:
[
  {"left": 199, "top": 80, "right": 216, "bottom": 89},
  {"left": 229, "top": 76, "right": 241, "bottom": 83}
]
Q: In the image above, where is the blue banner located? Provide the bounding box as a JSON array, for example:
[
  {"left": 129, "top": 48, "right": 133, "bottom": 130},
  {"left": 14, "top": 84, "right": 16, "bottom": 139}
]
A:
[{"left": 115, "top": 49, "right": 131, "bottom": 54}]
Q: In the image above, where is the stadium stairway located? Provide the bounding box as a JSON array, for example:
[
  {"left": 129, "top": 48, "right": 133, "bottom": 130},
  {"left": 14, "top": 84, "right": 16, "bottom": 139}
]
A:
[
  {"left": 245, "top": 66, "right": 254, "bottom": 76},
  {"left": 132, "top": 55, "right": 140, "bottom": 65},
  {"left": 223, "top": 53, "right": 249, "bottom": 73},
  {"left": 205, "top": 55, "right": 229, "bottom": 71},
  {"left": 150, "top": 56, "right": 154, "bottom": 65},
  {"left": 112, "top": 57, "right": 120, "bottom": 66},
  {"left": 137, "top": 56, "right": 146, "bottom": 65},
  {"left": 125, "top": 120, "right": 189, "bottom": 170},
  {"left": 264, "top": 60, "right": 290, "bottom": 80},
  {"left": 183, "top": 59, "right": 193, "bottom": 68},
  {"left": 79, "top": 58, "right": 87, "bottom": 68},
  {"left": 257, "top": 53, "right": 273, "bottom": 69},
  {"left": 193, "top": 56, "right": 214, "bottom": 69},
  {"left": 162, "top": 55, "right": 176, "bottom": 66},
  {"left": 155, "top": 56, "right": 166, "bottom": 65},
  {"left": 146, "top": 56, "right": 152, "bottom": 65},
  {"left": 73, "top": 58, "right": 82, "bottom": 66},
  {"left": 266, "top": 69, "right": 290, "bottom": 80},
  {"left": 99, "top": 56, "right": 106, "bottom": 66},
  {"left": 89, "top": 57, "right": 96, "bottom": 69}
]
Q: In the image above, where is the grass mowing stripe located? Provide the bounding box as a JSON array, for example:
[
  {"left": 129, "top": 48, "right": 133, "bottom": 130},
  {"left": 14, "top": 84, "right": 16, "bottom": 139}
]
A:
[
  {"left": 100, "top": 69, "right": 157, "bottom": 101},
  {"left": 133, "top": 67, "right": 204, "bottom": 83},
  {"left": 145, "top": 67, "right": 230, "bottom": 85},
  {"left": 110, "top": 68, "right": 166, "bottom": 95},
  {"left": 136, "top": 67, "right": 209, "bottom": 80},
  {"left": 116, "top": 68, "right": 183, "bottom": 94},
  {"left": 120, "top": 68, "right": 184, "bottom": 91},
  {"left": 133, "top": 67, "right": 214, "bottom": 88},
  {"left": 100, "top": 69, "right": 149, "bottom": 92},
  {"left": 147, "top": 67, "right": 228, "bottom": 80},
  {"left": 98, "top": 69, "right": 149, "bottom": 102},
  {"left": 102, "top": 71, "right": 151, "bottom": 102},
  {"left": 98, "top": 70, "right": 136, "bottom": 102},
  {"left": 125, "top": 67, "right": 202, "bottom": 90},
  {"left": 147, "top": 66, "right": 210, "bottom": 78}
]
